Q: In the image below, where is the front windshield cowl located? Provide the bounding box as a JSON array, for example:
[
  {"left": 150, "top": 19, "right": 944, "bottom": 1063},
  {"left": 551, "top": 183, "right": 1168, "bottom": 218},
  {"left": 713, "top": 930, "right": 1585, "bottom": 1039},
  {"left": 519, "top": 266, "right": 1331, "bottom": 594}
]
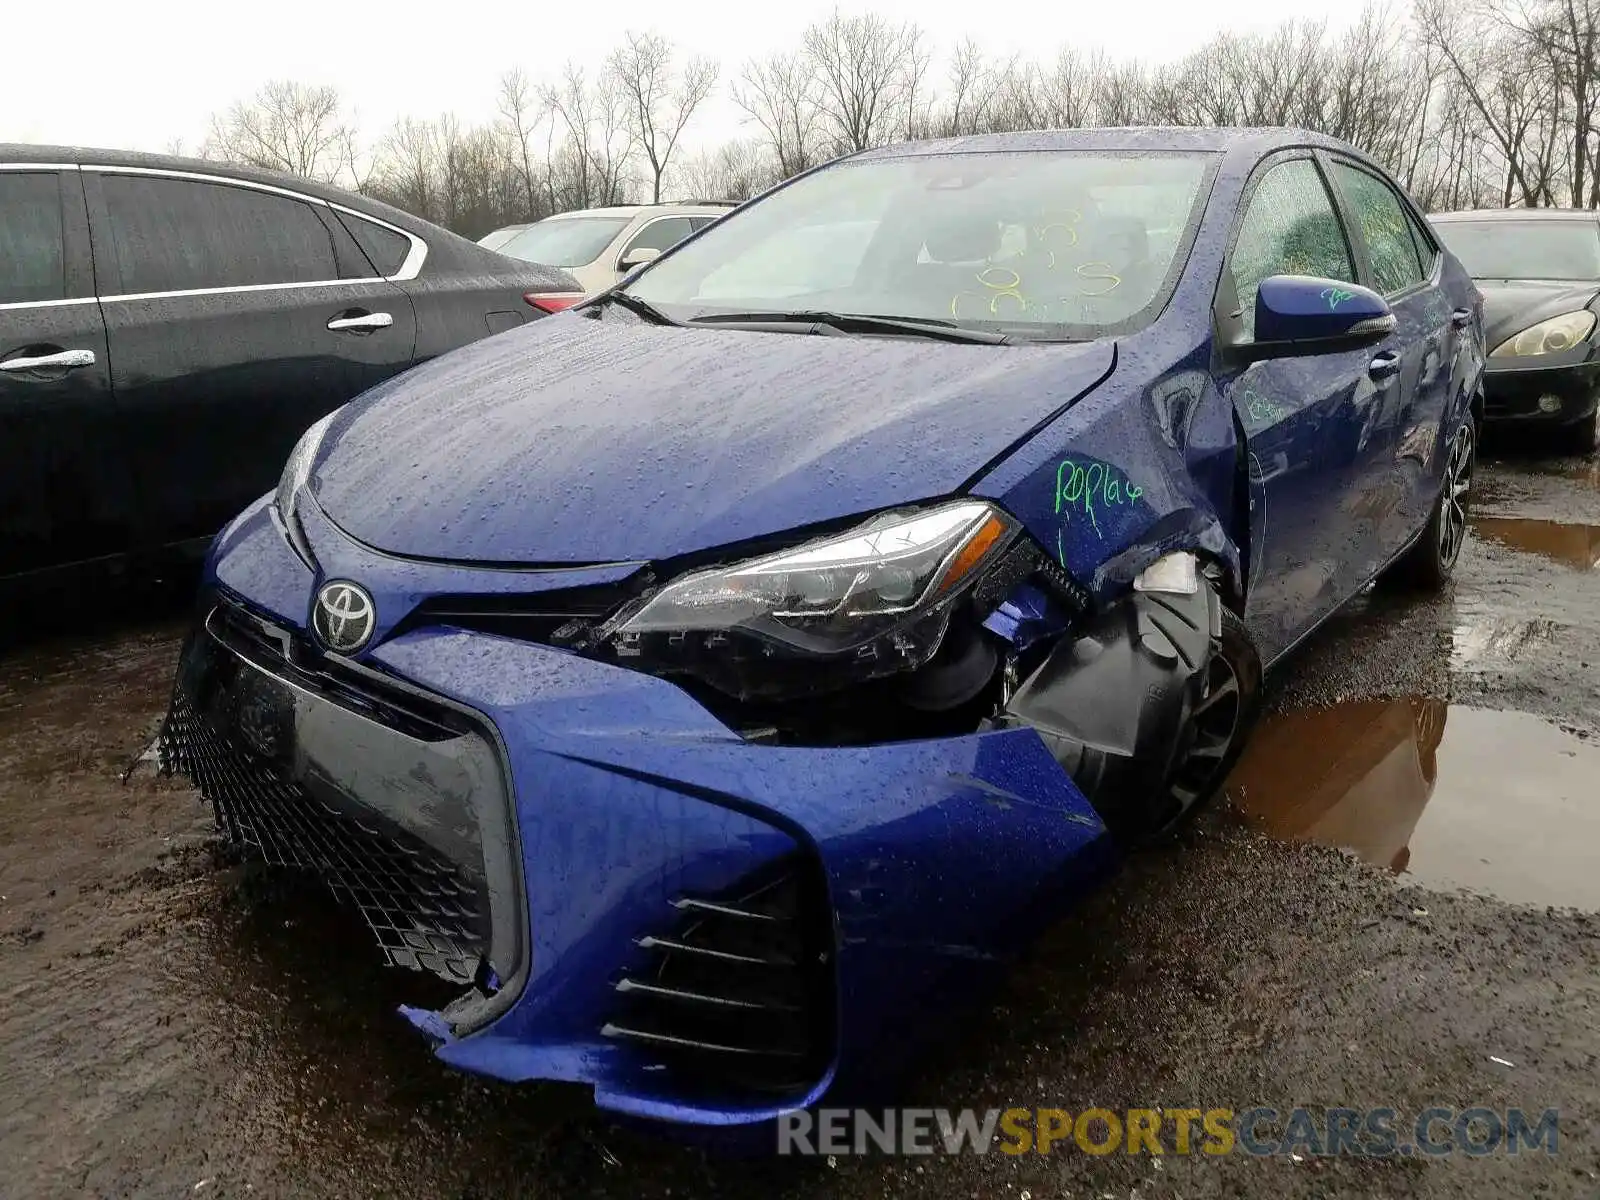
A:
[{"left": 624, "top": 150, "right": 1216, "bottom": 344}]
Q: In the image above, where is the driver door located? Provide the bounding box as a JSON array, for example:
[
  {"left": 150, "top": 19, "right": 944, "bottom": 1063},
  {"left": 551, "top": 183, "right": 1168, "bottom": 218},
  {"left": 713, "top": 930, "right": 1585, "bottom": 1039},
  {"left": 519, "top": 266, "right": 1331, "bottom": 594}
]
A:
[{"left": 1216, "top": 155, "right": 1392, "bottom": 667}]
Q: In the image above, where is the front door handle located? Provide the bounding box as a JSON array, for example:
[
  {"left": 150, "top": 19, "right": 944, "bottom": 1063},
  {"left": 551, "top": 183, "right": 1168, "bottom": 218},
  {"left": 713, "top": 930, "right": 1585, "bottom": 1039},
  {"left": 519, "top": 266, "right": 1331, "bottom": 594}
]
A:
[
  {"left": 0, "top": 348, "right": 96, "bottom": 373},
  {"left": 326, "top": 311, "right": 393, "bottom": 332},
  {"left": 1368, "top": 350, "right": 1402, "bottom": 380},
  {"left": 1451, "top": 308, "right": 1472, "bottom": 328}
]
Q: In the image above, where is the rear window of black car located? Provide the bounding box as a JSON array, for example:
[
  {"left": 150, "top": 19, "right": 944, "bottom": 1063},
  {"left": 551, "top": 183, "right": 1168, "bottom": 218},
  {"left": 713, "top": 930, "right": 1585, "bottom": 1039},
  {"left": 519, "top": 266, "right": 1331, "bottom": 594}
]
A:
[
  {"left": 337, "top": 212, "right": 411, "bottom": 277},
  {"left": 0, "top": 172, "right": 64, "bottom": 304},
  {"left": 1435, "top": 218, "right": 1600, "bottom": 281},
  {"left": 99, "top": 174, "right": 340, "bottom": 294}
]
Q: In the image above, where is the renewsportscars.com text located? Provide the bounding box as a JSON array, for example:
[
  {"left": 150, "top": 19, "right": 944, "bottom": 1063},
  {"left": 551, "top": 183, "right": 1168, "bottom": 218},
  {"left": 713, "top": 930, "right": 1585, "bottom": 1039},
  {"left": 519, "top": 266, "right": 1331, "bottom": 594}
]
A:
[{"left": 777, "top": 1106, "right": 1560, "bottom": 1157}]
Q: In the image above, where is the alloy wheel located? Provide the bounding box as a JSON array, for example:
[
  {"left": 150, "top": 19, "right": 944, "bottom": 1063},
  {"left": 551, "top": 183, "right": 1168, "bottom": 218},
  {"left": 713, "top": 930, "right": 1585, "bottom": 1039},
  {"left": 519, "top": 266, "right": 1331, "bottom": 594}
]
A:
[
  {"left": 1166, "top": 648, "right": 1244, "bottom": 819},
  {"left": 1438, "top": 424, "right": 1474, "bottom": 569}
]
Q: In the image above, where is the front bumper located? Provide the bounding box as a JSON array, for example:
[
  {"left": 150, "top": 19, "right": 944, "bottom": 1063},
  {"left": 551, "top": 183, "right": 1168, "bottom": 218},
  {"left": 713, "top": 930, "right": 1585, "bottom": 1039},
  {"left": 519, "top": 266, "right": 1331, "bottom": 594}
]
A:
[
  {"left": 1483, "top": 354, "right": 1600, "bottom": 424},
  {"left": 164, "top": 498, "right": 1115, "bottom": 1127}
]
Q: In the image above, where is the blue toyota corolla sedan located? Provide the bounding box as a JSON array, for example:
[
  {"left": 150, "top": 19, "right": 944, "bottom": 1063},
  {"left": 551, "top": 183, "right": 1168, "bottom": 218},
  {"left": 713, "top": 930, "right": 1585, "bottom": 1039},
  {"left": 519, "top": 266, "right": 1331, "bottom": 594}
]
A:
[{"left": 160, "top": 128, "right": 1484, "bottom": 1127}]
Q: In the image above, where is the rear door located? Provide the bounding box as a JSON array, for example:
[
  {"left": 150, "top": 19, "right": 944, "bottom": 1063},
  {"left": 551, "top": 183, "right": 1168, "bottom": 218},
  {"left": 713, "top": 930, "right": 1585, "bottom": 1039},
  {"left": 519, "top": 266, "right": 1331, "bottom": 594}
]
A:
[
  {"left": 83, "top": 168, "right": 419, "bottom": 549},
  {"left": 1215, "top": 154, "right": 1390, "bottom": 666},
  {"left": 1323, "top": 157, "right": 1448, "bottom": 561},
  {"left": 0, "top": 165, "right": 127, "bottom": 578}
]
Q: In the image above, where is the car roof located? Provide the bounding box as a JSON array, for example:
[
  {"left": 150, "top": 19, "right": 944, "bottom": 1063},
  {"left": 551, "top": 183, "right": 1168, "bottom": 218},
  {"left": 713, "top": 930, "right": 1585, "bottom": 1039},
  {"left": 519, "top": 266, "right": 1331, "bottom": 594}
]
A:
[
  {"left": 1431, "top": 208, "right": 1597, "bottom": 222},
  {"left": 543, "top": 202, "right": 734, "bottom": 221},
  {"left": 0, "top": 142, "right": 444, "bottom": 240},
  {"left": 854, "top": 126, "right": 1356, "bottom": 160},
  {"left": 1, "top": 141, "right": 584, "bottom": 290}
]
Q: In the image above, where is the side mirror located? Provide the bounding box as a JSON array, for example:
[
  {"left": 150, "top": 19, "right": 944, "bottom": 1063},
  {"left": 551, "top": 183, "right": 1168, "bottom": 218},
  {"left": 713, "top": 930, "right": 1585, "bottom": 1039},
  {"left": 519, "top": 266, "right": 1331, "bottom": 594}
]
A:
[
  {"left": 1251, "top": 274, "right": 1394, "bottom": 354},
  {"left": 618, "top": 246, "right": 662, "bottom": 273}
]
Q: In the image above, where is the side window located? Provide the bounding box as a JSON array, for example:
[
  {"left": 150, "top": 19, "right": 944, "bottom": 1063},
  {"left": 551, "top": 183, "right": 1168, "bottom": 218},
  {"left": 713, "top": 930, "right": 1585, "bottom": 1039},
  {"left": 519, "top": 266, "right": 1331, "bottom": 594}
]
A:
[
  {"left": 99, "top": 175, "right": 339, "bottom": 294},
  {"left": 1229, "top": 159, "right": 1356, "bottom": 339},
  {"left": 623, "top": 216, "right": 697, "bottom": 259},
  {"left": 336, "top": 212, "right": 412, "bottom": 277},
  {"left": 1329, "top": 162, "right": 1425, "bottom": 295},
  {"left": 0, "top": 172, "right": 65, "bottom": 304},
  {"left": 1404, "top": 207, "right": 1438, "bottom": 277}
]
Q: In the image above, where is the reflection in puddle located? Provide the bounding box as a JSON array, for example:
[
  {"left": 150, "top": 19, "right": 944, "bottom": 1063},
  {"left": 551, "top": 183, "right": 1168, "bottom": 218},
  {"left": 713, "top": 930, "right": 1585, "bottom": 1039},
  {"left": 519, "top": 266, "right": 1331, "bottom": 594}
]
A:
[
  {"left": 1471, "top": 515, "right": 1600, "bottom": 570},
  {"left": 1552, "top": 458, "right": 1599, "bottom": 490},
  {"left": 1226, "top": 702, "right": 1600, "bottom": 910},
  {"left": 1451, "top": 616, "right": 1558, "bottom": 667}
]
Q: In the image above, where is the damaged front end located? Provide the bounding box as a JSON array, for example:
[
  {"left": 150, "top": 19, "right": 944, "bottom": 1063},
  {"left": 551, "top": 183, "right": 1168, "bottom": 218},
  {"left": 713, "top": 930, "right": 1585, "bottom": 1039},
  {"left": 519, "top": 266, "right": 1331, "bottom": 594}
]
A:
[
  {"left": 161, "top": 466, "right": 1236, "bottom": 1123},
  {"left": 158, "top": 602, "right": 527, "bottom": 1030},
  {"left": 520, "top": 497, "right": 1227, "bottom": 843}
]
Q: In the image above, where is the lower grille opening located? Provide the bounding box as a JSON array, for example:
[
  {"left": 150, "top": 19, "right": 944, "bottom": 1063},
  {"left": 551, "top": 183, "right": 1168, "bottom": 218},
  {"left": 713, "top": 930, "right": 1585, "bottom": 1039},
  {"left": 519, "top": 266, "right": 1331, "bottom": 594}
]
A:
[
  {"left": 160, "top": 690, "right": 489, "bottom": 986},
  {"left": 603, "top": 855, "right": 835, "bottom": 1100}
]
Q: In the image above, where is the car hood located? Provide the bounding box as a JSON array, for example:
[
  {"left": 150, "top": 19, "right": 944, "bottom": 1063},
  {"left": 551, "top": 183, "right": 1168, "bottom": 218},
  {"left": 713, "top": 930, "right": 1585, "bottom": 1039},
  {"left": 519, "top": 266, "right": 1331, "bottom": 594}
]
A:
[
  {"left": 311, "top": 315, "right": 1115, "bottom": 564},
  {"left": 1476, "top": 279, "right": 1600, "bottom": 349}
]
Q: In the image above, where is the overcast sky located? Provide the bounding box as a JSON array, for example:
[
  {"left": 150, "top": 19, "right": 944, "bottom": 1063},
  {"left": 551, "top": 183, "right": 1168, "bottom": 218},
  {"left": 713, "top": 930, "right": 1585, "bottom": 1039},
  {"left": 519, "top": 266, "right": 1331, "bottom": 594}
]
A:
[{"left": 5, "top": 0, "right": 1368, "bottom": 157}]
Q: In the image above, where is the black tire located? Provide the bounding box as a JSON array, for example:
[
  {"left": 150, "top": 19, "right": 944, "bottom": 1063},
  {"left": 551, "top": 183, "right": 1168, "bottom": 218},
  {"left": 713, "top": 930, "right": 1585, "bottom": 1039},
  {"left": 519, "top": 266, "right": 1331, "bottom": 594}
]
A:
[
  {"left": 1146, "top": 601, "right": 1263, "bottom": 841},
  {"left": 1555, "top": 406, "right": 1597, "bottom": 456},
  {"left": 1386, "top": 420, "right": 1474, "bottom": 592}
]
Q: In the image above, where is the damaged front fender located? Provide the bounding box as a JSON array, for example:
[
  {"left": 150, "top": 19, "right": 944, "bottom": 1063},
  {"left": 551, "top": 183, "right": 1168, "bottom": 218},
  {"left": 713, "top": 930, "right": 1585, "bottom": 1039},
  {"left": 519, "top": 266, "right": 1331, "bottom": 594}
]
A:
[{"left": 973, "top": 344, "right": 1244, "bottom": 606}]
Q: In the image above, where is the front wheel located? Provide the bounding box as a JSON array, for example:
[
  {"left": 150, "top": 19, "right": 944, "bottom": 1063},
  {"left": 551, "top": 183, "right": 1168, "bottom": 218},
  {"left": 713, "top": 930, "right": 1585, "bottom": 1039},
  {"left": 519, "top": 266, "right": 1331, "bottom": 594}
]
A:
[
  {"left": 1386, "top": 420, "right": 1475, "bottom": 592},
  {"left": 1146, "top": 602, "right": 1263, "bottom": 841}
]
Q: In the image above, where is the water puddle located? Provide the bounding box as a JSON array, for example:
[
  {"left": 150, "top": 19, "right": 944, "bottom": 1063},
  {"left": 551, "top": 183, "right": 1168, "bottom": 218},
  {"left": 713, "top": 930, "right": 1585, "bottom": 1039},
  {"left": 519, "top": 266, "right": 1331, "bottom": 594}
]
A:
[
  {"left": 1225, "top": 701, "right": 1600, "bottom": 911},
  {"left": 1551, "top": 458, "right": 1599, "bottom": 489},
  {"left": 1470, "top": 515, "right": 1600, "bottom": 571}
]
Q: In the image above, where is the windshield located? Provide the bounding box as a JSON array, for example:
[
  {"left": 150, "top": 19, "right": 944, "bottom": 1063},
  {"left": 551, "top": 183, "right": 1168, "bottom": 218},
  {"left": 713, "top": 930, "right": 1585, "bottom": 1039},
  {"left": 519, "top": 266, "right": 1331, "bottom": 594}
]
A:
[
  {"left": 625, "top": 151, "right": 1215, "bottom": 339},
  {"left": 499, "top": 216, "right": 632, "bottom": 267},
  {"left": 478, "top": 226, "right": 526, "bottom": 252},
  {"left": 1435, "top": 219, "right": 1600, "bottom": 281}
]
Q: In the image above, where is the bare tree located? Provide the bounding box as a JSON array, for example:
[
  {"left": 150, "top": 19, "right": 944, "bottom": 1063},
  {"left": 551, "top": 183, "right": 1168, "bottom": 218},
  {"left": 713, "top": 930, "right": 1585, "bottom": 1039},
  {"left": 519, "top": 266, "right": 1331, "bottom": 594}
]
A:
[
  {"left": 543, "top": 62, "right": 636, "bottom": 209},
  {"left": 498, "top": 68, "right": 546, "bottom": 219},
  {"left": 204, "top": 80, "right": 354, "bottom": 184},
  {"left": 675, "top": 138, "right": 781, "bottom": 201},
  {"left": 608, "top": 32, "right": 718, "bottom": 202},
  {"left": 201, "top": 0, "right": 1600, "bottom": 237},
  {"left": 373, "top": 116, "right": 437, "bottom": 221},
  {"left": 1417, "top": 0, "right": 1547, "bottom": 204},
  {"left": 802, "top": 11, "right": 927, "bottom": 152},
  {"left": 733, "top": 51, "right": 824, "bottom": 178},
  {"left": 934, "top": 39, "right": 1011, "bottom": 136}
]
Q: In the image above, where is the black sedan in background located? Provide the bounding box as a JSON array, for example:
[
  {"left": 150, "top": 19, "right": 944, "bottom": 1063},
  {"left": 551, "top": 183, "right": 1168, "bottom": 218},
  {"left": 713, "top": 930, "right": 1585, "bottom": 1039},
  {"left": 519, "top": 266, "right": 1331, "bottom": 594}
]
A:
[
  {"left": 1431, "top": 208, "right": 1600, "bottom": 452},
  {"left": 0, "top": 147, "right": 583, "bottom": 587}
]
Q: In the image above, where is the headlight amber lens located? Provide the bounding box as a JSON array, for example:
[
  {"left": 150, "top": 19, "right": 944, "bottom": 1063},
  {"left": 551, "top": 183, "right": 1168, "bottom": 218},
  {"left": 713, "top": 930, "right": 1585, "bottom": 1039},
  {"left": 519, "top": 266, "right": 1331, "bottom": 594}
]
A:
[
  {"left": 617, "top": 500, "right": 1017, "bottom": 657},
  {"left": 1490, "top": 311, "right": 1596, "bottom": 358}
]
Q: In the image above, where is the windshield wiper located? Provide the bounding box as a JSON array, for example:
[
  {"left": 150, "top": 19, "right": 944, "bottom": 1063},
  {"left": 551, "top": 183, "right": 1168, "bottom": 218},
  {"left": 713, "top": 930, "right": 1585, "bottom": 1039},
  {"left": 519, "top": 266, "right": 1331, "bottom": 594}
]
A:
[
  {"left": 688, "top": 310, "right": 1010, "bottom": 344},
  {"left": 597, "top": 290, "right": 684, "bottom": 326}
]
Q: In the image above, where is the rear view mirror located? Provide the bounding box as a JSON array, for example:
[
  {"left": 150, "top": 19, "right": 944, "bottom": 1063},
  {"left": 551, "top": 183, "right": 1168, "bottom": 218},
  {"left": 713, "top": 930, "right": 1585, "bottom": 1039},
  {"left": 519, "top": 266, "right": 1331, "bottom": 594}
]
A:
[
  {"left": 1252, "top": 274, "right": 1394, "bottom": 353},
  {"left": 618, "top": 246, "right": 662, "bottom": 273}
]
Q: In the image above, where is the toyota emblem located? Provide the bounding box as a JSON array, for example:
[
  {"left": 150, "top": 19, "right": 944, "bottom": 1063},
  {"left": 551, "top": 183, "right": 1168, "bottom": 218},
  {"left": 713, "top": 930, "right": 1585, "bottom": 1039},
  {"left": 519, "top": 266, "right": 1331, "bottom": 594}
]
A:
[{"left": 312, "top": 580, "right": 376, "bottom": 654}]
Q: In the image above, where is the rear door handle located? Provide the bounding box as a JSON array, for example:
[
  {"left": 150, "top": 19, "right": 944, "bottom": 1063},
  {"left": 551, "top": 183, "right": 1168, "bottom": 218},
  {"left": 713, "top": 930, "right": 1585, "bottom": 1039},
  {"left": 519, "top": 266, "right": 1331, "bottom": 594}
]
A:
[
  {"left": 0, "top": 348, "right": 96, "bottom": 373},
  {"left": 1368, "top": 350, "right": 1402, "bottom": 380},
  {"left": 326, "top": 312, "right": 393, "bottom": 332},
  {"left": 1451, "top": 308, "right": 1472, "bottom": 328}
]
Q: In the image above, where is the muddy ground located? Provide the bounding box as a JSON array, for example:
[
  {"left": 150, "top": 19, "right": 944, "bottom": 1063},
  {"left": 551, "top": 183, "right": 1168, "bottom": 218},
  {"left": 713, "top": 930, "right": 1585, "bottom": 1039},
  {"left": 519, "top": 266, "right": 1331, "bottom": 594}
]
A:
[{"left": 1, "top": 441, "right": 1597, "bottom": 1199}]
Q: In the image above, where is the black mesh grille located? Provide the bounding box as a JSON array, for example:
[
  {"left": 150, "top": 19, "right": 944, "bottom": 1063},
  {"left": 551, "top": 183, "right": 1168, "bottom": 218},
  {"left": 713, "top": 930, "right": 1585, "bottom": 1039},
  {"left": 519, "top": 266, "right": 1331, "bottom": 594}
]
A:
[
  {"left": 395, "top": 579, "right": 639, "bottom": 645},
  {"left": 602, "top": 856, "right": 834, "bottom": 1098},
  {"left": 160, "top": 689, "right": 488, "bottom": 985}
]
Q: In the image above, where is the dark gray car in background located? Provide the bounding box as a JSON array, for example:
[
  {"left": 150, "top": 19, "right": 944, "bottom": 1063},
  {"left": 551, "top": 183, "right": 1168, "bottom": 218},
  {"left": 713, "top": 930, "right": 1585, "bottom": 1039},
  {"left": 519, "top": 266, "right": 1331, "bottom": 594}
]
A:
[
  {"left": 0, "top": 146, "right": 582, "bottom": 587},
  {"left": 1431, "top": 208, "right": 1600, "bottom": 452}
]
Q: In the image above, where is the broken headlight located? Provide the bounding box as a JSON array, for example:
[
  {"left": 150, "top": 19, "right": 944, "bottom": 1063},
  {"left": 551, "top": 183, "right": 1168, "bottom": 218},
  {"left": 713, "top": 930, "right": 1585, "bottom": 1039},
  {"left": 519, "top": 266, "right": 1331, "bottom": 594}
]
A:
[{"left": 609, "top": 500, "right": 1019, "bottom": 700}]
